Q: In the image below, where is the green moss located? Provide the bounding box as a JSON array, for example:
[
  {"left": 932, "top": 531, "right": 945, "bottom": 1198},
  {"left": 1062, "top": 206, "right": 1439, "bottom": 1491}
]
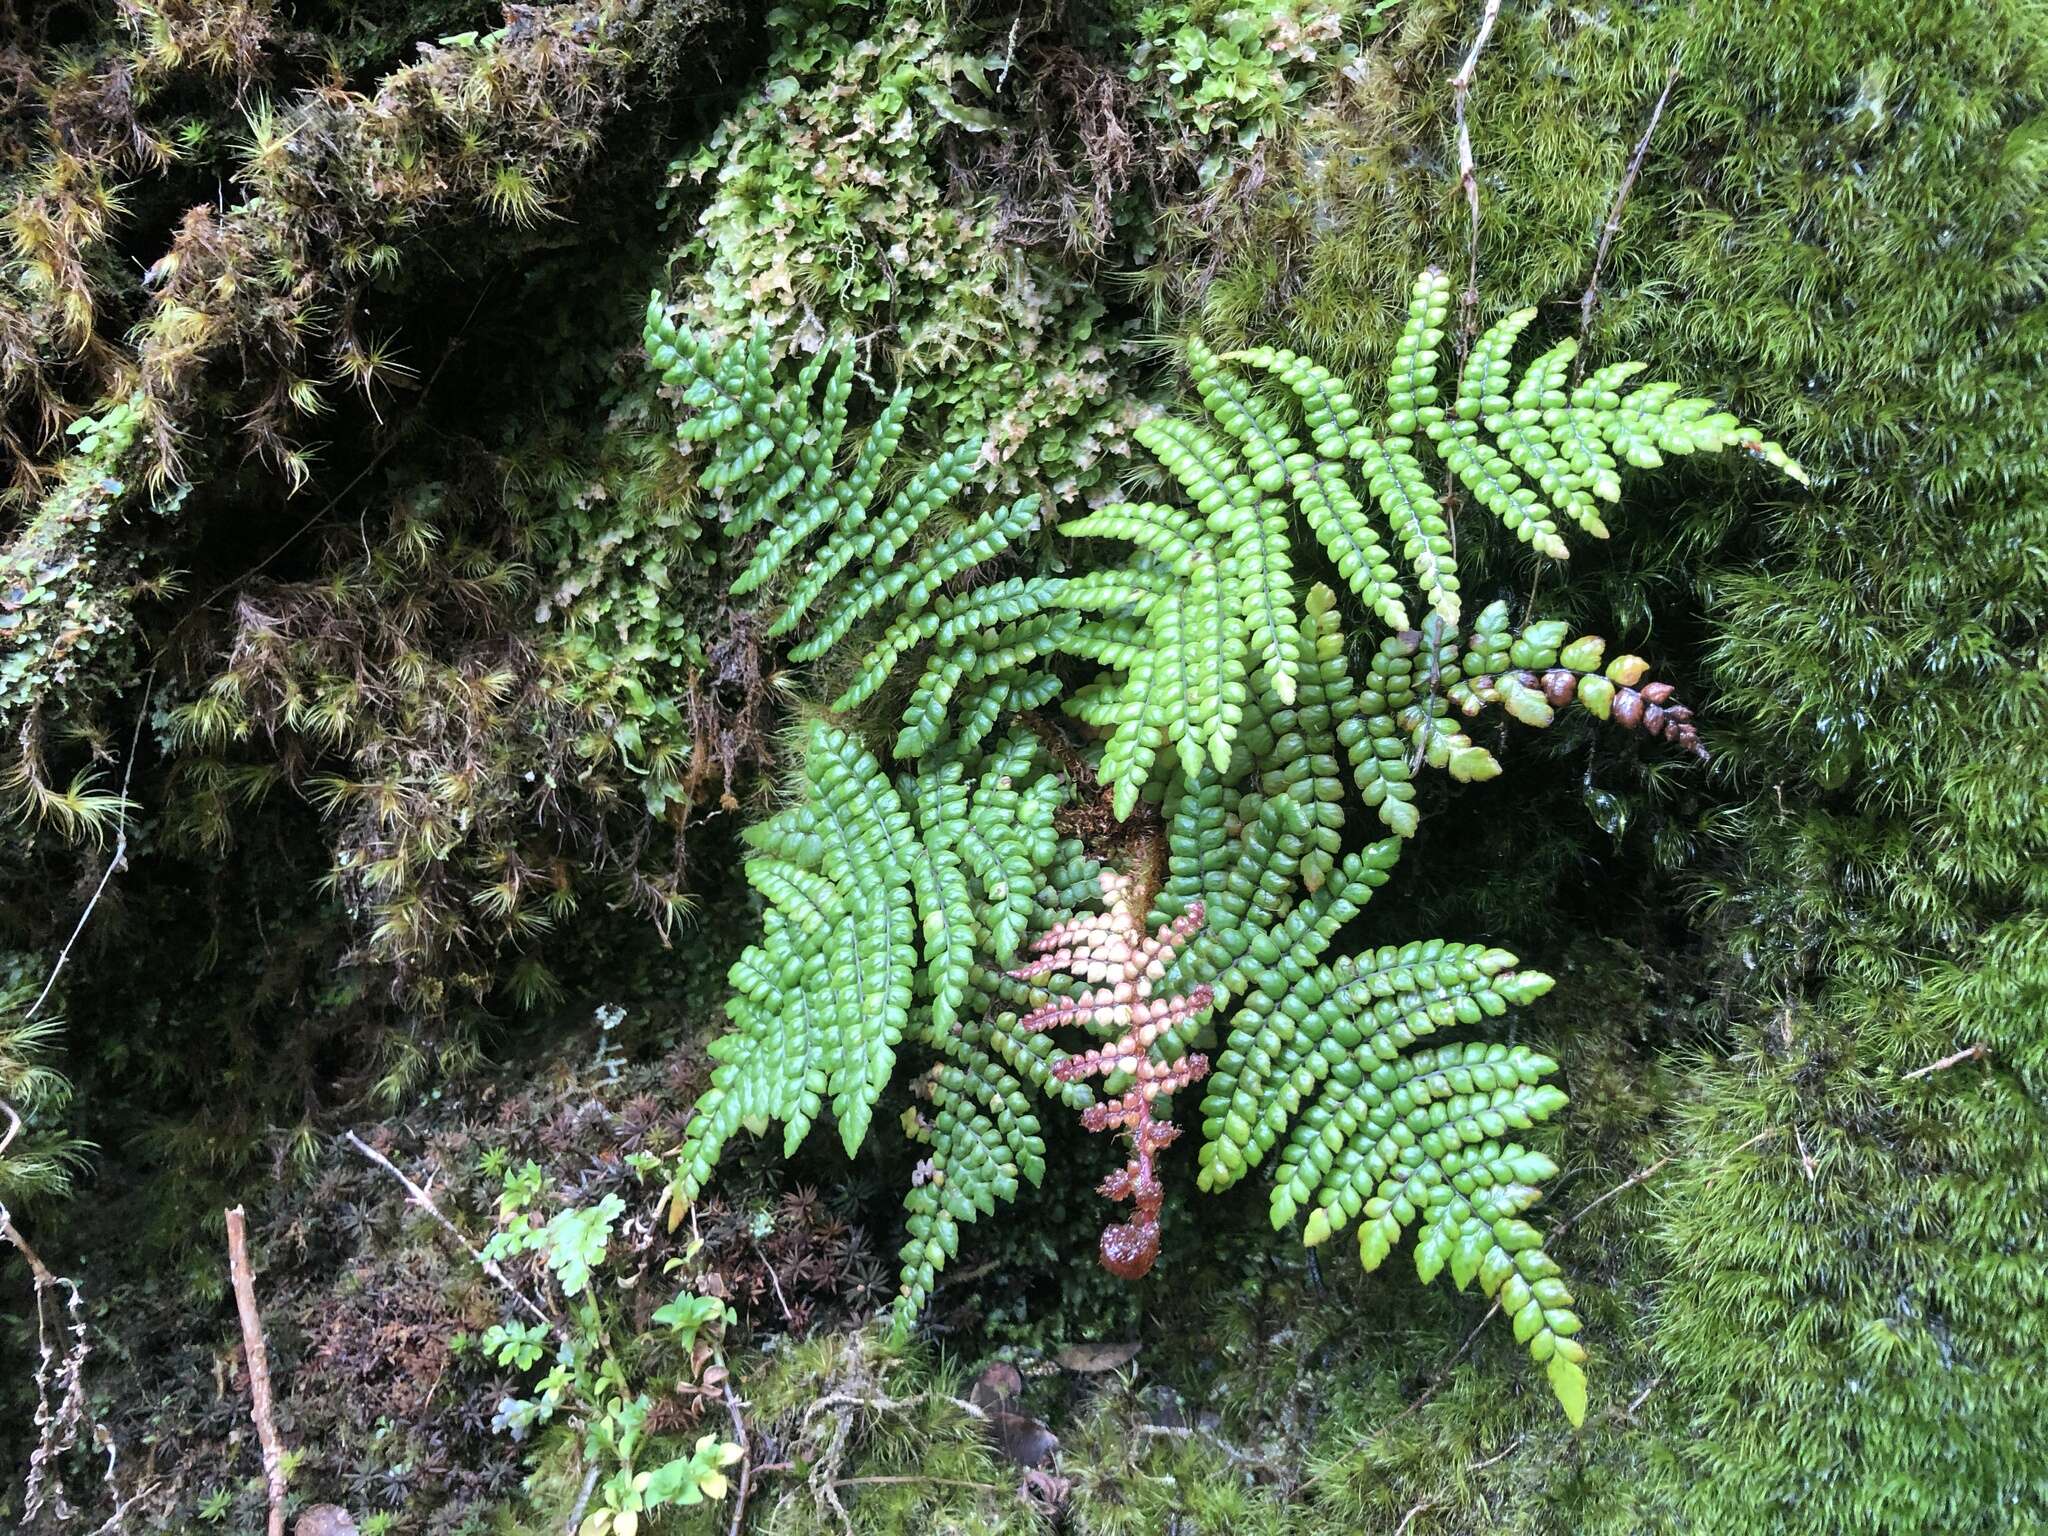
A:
[{"left": 1193, "top": 1, "right": 2048, "bottom": 1528}]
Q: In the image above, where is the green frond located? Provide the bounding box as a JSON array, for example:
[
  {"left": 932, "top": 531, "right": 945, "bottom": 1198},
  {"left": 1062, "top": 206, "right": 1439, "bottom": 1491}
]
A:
[{"left": 656, "top": 259, "right": 1795, "bottom": 1423}]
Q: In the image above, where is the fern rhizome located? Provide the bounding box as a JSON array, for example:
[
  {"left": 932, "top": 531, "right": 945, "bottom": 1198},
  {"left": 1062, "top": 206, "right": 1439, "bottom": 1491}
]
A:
[{"left": 643, "top": 269, "right": 1804, "bottom": 1423}]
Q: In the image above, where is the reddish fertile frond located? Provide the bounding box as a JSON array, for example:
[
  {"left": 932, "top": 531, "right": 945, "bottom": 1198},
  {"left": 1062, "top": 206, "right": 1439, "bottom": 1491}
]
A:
[{"left": 1009, "top": 869, "right": 1213, "bottom": 1279}]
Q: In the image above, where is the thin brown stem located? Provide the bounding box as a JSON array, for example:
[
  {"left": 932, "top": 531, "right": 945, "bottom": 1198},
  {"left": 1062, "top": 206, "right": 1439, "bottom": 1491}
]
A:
[
  {"left": 24, "top": 665, "right": 155, "bottom": 1023},
  {"left": 1579, "top": 61, "right": 1682, "bottom": 343},
  {"left": 1468, "top": 1435, "right": 1524, "bottom": 1473},
  {"left": 225, "top": 1207, "right": 288, "bottom": 1536},
  {"left": 342, "top": 1129, "right": 555, "bottom": 1331},
  {"left": 1548, "top": 1153, "right": 1671, "bottom": 1242},
  {"left": 1903, "top": 1043, "right": 1989, "bottom": 1081},
  {"left": 753, "top": 1239, "right": 795, "bottom": 1326},
  {"left": 1624, "top": 1374, "right": 1663, "bottom": 1419},
  {"left": 724, "top": 1384, "right": 754, "bottom": 1536},
  {"left": 1449, "top": 0, "right": 1504, "bottom": 348}
]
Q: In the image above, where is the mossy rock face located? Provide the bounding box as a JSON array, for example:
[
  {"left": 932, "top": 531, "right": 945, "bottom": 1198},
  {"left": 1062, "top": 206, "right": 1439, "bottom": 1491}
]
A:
[
  {"left": 1185, "top": 2, "right": 2048, "bottom": 1532},
  {"left": 5, "top": 2, "right": 2044, "bottom": 1533}
]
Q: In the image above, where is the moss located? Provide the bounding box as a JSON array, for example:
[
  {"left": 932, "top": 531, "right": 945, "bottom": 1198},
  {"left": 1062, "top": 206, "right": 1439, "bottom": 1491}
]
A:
[
  {"left": 1189, "top": 1, "right": 2048, "bottom": 1529},
  {"left": 4, "top": 0, "right": 2042, "bottom": 1528}
]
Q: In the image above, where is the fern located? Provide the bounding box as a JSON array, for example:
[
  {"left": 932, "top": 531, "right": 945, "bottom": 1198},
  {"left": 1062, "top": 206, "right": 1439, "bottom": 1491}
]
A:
[
  {"left": 646, "top": 271, "right": 1802, "bottom": 1425},
  {"left": 665, "top": 719, "right": 1086, "bottom": 1327},
  {"left": 643, "top": 298, "right": 1041, "bottom": 661},
  {"left": 1234, "top": 268, "right": 1805, "bottom": 625}
]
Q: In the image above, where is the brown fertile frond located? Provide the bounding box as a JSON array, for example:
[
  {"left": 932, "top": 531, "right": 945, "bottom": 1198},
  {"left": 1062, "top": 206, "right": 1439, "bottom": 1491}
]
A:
[{"left": 1012, "top": 868, "right": 1214, "bottom": 1279}]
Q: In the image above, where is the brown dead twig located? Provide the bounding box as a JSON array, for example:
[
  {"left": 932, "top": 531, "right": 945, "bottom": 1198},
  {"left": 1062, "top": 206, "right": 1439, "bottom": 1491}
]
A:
[
  {"left": 1391, "top": 1445, "right": 1530, "bottom": 1536},
  {"left": 1578, "top": 60, "right": 1683, "bottom": 345},
  {"left": 1449, "top": 0, "right": 1504, "bottom": 348},
  {"left": 1903, "top": 1043, "right": 1990, "bottom": 1081},
  {"left": 722, "top": 1383, "right": 754, "bottom": 1536},
  {"left": 341, "top": 1129, "right": 556, "bottom": 1332},
  {"left": 1136, "top": 1422, "right": 1291, "bottom": 1481},
  {"left": 793, "top": 1386, "right": 995, "bottom": 1535},
  {"left": 1623, "top": 1374, "right": 1663, "bottom": 1419},
  {"left": 225, "top": 1206, "right": 289, "bottom": 1536}
]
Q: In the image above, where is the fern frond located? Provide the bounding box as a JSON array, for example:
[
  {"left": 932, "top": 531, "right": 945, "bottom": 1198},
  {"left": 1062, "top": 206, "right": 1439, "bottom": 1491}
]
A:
[
  {"left": 895, "top": 1056, "right": 1042, "bottom": 1325},
  {"left": 667, "top": 719, "right": 1072, "bottom": 1321},
  {"left": 670, "top": 720, "right": 915, "bottom": 1201},
  {"left": 1428, "top": 306, "right": 1572, "bottom": 560},
  {"left": 657, "top": 267, "right": 1802, "bottom": 1424},
  {"left": 794, "top": 493, "right": 1039, "bottom": 660},
  {"left": 1010, "top": 869, "right": 1216, "bottom": 1278},
  {"left": 644, "top": 304, "right": 1026, "bottom": 676}
]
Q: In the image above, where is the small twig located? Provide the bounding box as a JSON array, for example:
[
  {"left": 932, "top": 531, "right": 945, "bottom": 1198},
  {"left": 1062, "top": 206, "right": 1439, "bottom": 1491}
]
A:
[
  {"left": 0, "top": 1107, "right": 57, "bottom": 1291},
  {"left": 24, "top": 666, "right": 155, "bottom": 1023},
  {"left": 1697, "top": 1126, "right": 1786, "bottom": 1188},
  {"left": 342, "top": 1130, "right": 554, "bottom": 1330},
  {"left": 1579, "top": 61, "right": 1681, "bottom": 342},
  {"left": 1394, "top": 1498, "right": 1436, "bottom": 1536},
  {"left": 1135, "top": 1422, "right": 1282, "bottom": 1474},
  {"left": 225, "top": 1207, "right": 288, "bottom": 1536},
  {"left": 829, "top": 1476, "right": 1003, "bottom": 1492},
  {"left": 1557, "top": 1127, "right": 1785, "bottom": 1235},
  {"left": 753, "top": 1240, "right": 795, "bottom": 1326},
  {"left": 1549, "top": 1154, "right": 1672, "bottom": 1243},
  {"left": 724, "top": 1383, "right": 753, "bottom": 1536},
  {"left": 995, "top": 9, "right": 1023, "bottom": 91},
  {"left": 1623, "top": 1375, "right": 1662, "bottom": 1419},
  {"left": 1468, "top": 1434, "right": 1523, "bottom": 1473},
  {"left": 5, "top": 1100, "right": 122, "bottom": 1525},
  {"left": 1336, "top": 1301, "right": 1498, "bottom": 1455},
  {"left": 1448, "top": 0, "right": 1504, "bottom": 347},
  {"left": 802, "top": 1388, "right": 987, "bottom": 1426},
  {"left": 83, "top": 1470, "right": 162, "bottom": 1536},
  {"left": 1902, "top": 1043, "right": 1989, "bottom": 1081},
  {"left": 564, "top": 1461, "right": 601, "bottom": 1536}
]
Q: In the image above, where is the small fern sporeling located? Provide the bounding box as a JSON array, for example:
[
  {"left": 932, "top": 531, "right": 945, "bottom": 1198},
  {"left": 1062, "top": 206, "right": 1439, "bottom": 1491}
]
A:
[{"left": 645, "top": 270, "right": 1803, "bottom": 1425}]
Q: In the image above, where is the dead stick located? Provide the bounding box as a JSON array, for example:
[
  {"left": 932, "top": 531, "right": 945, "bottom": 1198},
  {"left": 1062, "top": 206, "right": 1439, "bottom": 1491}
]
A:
[
  {"left": 225, "top": 1207, "right": 288, "bottom": 1536},
  {"left": 752, "top": 1240, "right": 795, "bottom": 1327},
  {"left": 564, "top": 1462, "right": 601, "bottom": 1536},
  {"left": 1903, "top": 1043, "right": 1989, "bottom": 1081},
  {"left": 1468, "top": 1434, "right": 1524, "bottom": 1473},
  {"left": 23, "top": 666, "right": 155, "bottom": 1024},
  {"left": 1579, "top": 61, "right": 1682, "bottom": 340},
  {"left": 342, "top": 1130, "right": 555, "bottom": 1331},
  {"left": 724, "top": 1384, "right": 753, "bottom": 1536},
  {"left": 1548, "top": 1154, "right": 1672, "bottom": 1242},
  {"left": 6, "top": 1097, "right": 128, "bottom": 1525},
  {"left": 1449, "top": 0, "right": 1504, "bottom": 346}
]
